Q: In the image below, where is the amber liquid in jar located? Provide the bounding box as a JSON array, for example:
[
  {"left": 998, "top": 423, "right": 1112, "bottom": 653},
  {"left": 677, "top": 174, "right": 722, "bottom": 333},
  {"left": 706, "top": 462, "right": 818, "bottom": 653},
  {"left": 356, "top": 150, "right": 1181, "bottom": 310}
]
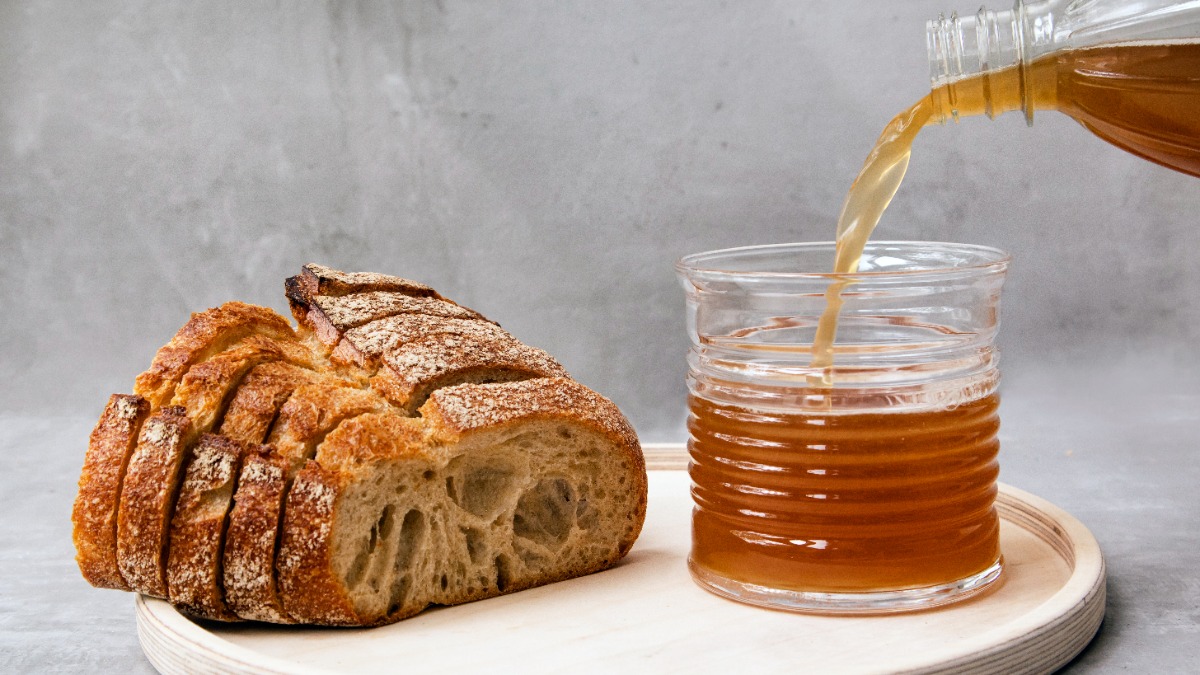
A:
[{"left": 688, "top": 391, "right": 1001, "bottom": 593}]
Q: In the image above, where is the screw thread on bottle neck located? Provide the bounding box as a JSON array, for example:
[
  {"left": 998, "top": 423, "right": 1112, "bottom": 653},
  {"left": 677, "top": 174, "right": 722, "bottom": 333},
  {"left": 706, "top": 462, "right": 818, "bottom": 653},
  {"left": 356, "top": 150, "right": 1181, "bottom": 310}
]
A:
[{"left": 927, "top": 5, "right": 1033, "bottom": 125}]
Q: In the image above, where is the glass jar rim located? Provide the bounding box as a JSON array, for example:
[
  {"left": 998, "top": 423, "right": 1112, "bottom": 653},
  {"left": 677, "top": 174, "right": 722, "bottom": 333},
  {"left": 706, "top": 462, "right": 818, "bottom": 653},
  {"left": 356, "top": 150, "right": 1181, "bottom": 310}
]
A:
[{"left": 677, "top": 241, "right": 1011, "bottom": 281}]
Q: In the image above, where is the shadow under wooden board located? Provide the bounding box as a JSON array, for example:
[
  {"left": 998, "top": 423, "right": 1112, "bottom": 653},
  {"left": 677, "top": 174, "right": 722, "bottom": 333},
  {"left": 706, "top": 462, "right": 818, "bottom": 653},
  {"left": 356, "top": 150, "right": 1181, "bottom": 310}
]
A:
[{"left": 136, "top": 443, "right": 1105, "bottom": 675}]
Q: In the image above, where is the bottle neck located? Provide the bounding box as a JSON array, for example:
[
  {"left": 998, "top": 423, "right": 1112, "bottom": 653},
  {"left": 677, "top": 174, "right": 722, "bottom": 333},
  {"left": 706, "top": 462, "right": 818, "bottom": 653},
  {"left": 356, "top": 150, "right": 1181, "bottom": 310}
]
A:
[{"left": 927, "top": 5, "right": 1036, "bottom": 125}]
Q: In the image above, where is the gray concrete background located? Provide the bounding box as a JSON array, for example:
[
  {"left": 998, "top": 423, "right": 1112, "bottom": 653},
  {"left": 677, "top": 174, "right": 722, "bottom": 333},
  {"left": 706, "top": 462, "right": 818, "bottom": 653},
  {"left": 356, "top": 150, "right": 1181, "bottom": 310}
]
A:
[{"left": 2, "top": 1, "right": 1198, "bottom": 672}]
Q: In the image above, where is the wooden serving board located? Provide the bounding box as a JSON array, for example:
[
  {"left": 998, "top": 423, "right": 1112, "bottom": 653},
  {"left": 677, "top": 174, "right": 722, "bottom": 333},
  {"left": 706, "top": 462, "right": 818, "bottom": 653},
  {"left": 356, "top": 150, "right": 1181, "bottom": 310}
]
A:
[{"left": 136, "top": 444, "right": 1105, "bottom": 675}]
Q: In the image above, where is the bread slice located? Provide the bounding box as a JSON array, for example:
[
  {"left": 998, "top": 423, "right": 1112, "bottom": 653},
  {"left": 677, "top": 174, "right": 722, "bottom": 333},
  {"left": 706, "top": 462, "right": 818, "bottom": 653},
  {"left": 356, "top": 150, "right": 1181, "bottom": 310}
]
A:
[
  {"left": 134, "top": 302, "right": 298, "bottom": 407},
  {"left": 217, "top": 362, "right": 319, "bottom": 445},
  {"left": 166, "top": 434, "right": 258, "bottom": 620},
  {"left": 221, "top": 451, "right": 290, "bottom": 622},
  {"left": 277, "top": 378, "right": 647, "bottom": 626},
  {"left": 223, "top": 384, "right": 390, "bottom": 622},
  {"left": 116, "top": 407, "right": 193, "bottom": 596},
  {"left": 72, "top": 394, "right": 151, "bottom": 590}
]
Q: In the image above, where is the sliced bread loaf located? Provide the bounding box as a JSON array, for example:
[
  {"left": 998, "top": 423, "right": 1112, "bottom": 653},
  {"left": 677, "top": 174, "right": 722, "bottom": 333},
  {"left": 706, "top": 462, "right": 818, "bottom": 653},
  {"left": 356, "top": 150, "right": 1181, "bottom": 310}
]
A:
[{"left": 75, "top": 266, "right": 647, "bottom": 627}]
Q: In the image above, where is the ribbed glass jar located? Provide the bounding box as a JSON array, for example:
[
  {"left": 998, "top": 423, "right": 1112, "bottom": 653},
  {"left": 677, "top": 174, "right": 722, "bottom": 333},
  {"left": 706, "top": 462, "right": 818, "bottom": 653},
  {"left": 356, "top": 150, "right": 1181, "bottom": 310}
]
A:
[{"left": 677, "top": 241, "right": 1010, "bottom": 614}]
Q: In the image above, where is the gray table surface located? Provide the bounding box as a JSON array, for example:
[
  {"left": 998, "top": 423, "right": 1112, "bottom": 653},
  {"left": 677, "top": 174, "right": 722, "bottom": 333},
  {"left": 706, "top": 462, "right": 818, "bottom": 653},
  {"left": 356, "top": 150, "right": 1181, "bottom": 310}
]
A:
[{"left": 2, "top": 354, "right": 1197, "bottom": 674}]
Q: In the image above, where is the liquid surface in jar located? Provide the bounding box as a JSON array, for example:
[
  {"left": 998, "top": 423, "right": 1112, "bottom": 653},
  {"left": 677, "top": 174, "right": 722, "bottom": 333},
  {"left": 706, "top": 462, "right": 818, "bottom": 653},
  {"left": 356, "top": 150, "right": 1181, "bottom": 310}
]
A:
[
  {"left": 810, "top": 41, "right": 1200, "bottom": 382},
  {"left": 688, "top": 391, "right": 1001, "bottom": 593}
]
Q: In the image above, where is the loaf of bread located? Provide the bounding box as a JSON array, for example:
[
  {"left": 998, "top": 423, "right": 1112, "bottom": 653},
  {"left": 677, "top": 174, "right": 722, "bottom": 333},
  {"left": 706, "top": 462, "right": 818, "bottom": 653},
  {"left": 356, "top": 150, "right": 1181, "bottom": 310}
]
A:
[{"left": 72, "top": 264, "right": 647, "bottom": 626}]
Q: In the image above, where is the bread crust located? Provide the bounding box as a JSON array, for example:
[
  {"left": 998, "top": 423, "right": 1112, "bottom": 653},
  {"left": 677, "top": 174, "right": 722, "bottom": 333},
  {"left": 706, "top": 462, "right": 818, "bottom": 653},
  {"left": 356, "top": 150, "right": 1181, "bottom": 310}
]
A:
[
  {"left": 293, "top": 263, "right": 440, "bottom": 300},
  {"left": 72, "top": 394, "right": 151, "bottom": 590},
  {"left": 166, "top": 434, "right": 252, "bottom": 621},
  {"left": 171, "top": 335, "right": 315, "bottom": 432},
  {"left": 134, "top": 302, "right": 296, "bottom": 407},
  {"left": 294, "top": 292, "right": 490, "bottom": 347}
]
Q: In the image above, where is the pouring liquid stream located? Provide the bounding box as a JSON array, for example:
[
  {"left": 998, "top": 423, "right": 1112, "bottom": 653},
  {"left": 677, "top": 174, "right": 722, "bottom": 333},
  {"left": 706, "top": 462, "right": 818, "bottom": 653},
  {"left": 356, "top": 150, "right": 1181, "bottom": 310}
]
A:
[{"left": 809, "top": 40, "right": 1200, "bottom": 385}]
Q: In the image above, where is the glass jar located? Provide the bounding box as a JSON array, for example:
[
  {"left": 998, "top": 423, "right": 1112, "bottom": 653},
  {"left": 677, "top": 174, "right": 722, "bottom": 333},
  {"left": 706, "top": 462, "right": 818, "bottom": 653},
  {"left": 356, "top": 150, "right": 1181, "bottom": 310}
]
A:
[{"left": 677, "top": 241, "right": 1010, "bottom": 614}]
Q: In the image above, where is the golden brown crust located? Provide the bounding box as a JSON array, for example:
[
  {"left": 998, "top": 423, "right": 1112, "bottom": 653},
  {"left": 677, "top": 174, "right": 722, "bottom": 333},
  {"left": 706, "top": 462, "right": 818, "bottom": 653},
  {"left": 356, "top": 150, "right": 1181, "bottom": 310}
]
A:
[
  {"left": 134, "top": 303, "right": 296, "bottom": 407},
  {"left": 217, "top": 362, "right": 319, "bottom": 445},
  {"left": 423, "top": 378, "right": 641, "bottom": 453},
  {"left": 267, "top": 384, "right": 391, "bottom": 470},
  {"left": 315, "top": 292, "right": 487, "bottom": 329},
  {"left": 308, "top": 412, "right": 427, "bottom": 469},
  {"left": 223, "top": 452, "right": 292, "bottom": 623},
  {"left": 166, "top": 434, "right": 249, "bottom": 621},
  {"left": 171, "top": 335, "right": 315, "bottom": 432},
  {"left": 276, "top": 462, "right": 360, "bottom": 625},
  {"left": 116, "top": 407, "right": 193, "bottom": 597},
  {"left": 72, "top": 394, "right": 151, "bottom": 590}
]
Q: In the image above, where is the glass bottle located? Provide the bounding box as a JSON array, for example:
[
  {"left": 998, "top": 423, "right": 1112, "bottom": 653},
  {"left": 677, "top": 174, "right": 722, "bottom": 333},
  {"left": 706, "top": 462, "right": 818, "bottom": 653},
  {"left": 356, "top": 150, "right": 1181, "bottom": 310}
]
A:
[{"left": 926, "top": 0, "right": 1200, "bottom": 176}]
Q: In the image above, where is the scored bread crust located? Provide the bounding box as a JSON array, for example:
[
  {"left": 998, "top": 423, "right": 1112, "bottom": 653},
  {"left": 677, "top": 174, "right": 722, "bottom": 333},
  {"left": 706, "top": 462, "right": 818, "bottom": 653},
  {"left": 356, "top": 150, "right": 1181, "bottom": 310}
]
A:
[
  {"left": 72, "top": 394, "right": 151, "bottom": 590},
  {"left": 166, "top": 434, "right": 257, "bottom": 620},
  {"left": 370, "top": 333, "right": 569, "bottom": 413},
  {"left": 296, "top": 292, "right": 491, "bottom": 346},
  {"left": 289, "top": 263, "right": 440, "bottom": 301},
  {"left": 330, "top": 315, "right": 513, "bottom": 370},
  {"left": 217, "top": 362, "right": 319, "bottom": 445},
  {"left": 134, "top": 302, "right": 297, "bottom": 408},
  {"left": 76, "top": 266, "right": 648, "bottom": 627}
]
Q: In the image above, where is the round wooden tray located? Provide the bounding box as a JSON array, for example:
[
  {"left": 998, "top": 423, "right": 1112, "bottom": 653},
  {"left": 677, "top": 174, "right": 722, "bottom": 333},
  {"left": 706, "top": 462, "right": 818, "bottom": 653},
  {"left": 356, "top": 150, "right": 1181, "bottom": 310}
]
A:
[{"left": 136, "top": 444, "right": 1105, "bottom": 675}]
